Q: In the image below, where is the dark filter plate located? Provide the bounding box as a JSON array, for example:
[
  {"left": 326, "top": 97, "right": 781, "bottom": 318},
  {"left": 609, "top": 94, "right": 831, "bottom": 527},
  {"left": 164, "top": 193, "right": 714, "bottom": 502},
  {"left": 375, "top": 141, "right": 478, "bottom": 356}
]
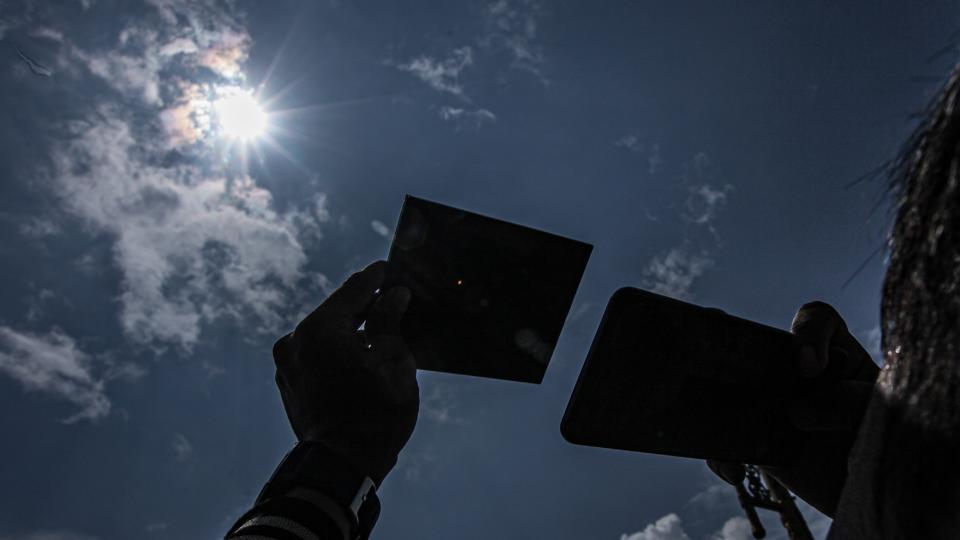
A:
[
  {"left": 561, "top": 288, "right": 807, "bottom": 466},
  {"left": 385, "top": 195, "right": 592, "bottom": 384}
]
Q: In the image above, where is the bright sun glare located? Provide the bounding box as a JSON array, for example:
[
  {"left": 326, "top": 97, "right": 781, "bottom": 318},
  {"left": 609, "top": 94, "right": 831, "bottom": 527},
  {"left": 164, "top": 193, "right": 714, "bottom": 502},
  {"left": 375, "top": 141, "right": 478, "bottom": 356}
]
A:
[{"left": 214, "top": 87, "right": 267, "bottom": 141}]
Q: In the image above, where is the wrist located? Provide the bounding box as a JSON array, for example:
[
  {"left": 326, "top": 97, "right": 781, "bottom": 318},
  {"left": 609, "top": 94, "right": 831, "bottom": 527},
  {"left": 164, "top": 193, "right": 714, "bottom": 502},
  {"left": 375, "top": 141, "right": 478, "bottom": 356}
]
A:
[
  {"left": 285, "top": 486, "right": 355, "bottom": 540},
  {"left": 258, "top": 442, "right": 381, "bottom": 539},
  {"left": 302, "top": 433, "right": 397, "bottom": 487}
]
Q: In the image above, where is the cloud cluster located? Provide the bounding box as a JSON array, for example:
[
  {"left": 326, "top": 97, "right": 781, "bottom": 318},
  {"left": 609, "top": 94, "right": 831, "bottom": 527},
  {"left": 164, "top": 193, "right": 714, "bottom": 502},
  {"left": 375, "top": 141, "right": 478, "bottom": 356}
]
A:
[
  {"left": 1, "top": 0, "right": 333, "bottom": 421},
  {"left": 642, "top": 152, "right": 732, "bottom": 299},
  {"left": 396, "top": 48, "right": 499, "bottom": 127},
  {"left": 684, "top": 183, "right": 733, "bottom": 232},
  {"left": 52, "top": 110, "right": 324, "bottom": 350},
  {"left": 35, "top": 1, "right": 329, "bottom": 351},
  {"left": 621, "top": 513, "right": 691, "bottom": 540},
  {"left": 401, "top": 447, "right": 439, "bottom": 483},
  {"left": 643, "top": 247, "right": 713, "bottom": 300},
  {"left": 398, "top": 46, "right": 474, "bottom": 98},
  {"left": 0, "top": 327, "right": 112, "bottom": 422},
  {"left": 632, "top": 477, "right": 832, "bottom": 540},
  {"left": 482, "top": 0, "right": 547, "bottom": 80},
  {"left": 370, "top": 219, "right": 391, "bottom": 237},
  {"left": 615, "top": 133, "right": 643, "bottom": 153},
  {"left": 395, "top": 0, "right": 548, "bottom": 127},
  {"left": 438, "top": 106, "right": 497, "bottom": 130},
  {"left": 711, "top": 517, "right": 753, "bottom": 540},
  {"left": 172, "top": 432, "right": 193, "bottom": 462},
  {"left": 614, "top": 133, "right": 662, "bottom": 175},
  {"left": 419, "top": 379, "right": 463, "bottom": 425}
]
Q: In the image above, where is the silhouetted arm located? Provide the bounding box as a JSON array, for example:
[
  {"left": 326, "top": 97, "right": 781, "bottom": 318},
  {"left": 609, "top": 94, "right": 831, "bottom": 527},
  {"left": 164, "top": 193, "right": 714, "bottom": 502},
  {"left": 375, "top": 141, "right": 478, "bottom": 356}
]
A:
[
  {"left": 226, "top": 483, "right": 353, "bottom": 539},
  {"left": 226, "top": 261, "right": 418, "bottom": 540}
]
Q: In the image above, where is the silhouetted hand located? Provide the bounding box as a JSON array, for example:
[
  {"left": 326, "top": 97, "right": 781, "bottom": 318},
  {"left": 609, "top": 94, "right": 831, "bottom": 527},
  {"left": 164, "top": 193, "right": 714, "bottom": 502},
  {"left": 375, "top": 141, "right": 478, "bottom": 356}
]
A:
[
  {"left": 272, "top": 260, "right": 418, "bottom": 486},
  {"left": 708, "top": 301, "right": 879, "bottom": 517}
]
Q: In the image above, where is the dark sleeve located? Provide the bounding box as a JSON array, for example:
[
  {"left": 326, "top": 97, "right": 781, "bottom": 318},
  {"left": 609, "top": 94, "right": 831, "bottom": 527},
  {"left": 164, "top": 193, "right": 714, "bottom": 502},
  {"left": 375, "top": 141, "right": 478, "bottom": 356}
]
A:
[{"left": 225, "top": 487, "right": 352, "bottom": 540}]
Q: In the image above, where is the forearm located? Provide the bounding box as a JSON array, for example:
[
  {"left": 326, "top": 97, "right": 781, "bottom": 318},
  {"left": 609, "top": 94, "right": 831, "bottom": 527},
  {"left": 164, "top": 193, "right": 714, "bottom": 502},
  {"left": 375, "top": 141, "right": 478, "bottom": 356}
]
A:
[
  {"left": 236, "top": 263, "right": 414, "bottom": 540},
  {"left": 226, "top": 443, "right": 381, "bottom": 540},
  {"left": 226, "top": 487, "right": 352, "bottom": 540}
]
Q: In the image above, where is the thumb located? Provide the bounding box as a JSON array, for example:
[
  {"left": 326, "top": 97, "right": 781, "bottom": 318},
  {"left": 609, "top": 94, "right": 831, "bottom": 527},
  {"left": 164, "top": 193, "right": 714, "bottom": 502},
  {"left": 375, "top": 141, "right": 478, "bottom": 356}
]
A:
[
  {"left": 791, "top": 301, "right": 843, "bottom": 378},
  {"left": 361, "top": 333, "right": 418, "bottom": 403},
  {"left": 365, "top": 286, "right": 411, "bottom": 338}
]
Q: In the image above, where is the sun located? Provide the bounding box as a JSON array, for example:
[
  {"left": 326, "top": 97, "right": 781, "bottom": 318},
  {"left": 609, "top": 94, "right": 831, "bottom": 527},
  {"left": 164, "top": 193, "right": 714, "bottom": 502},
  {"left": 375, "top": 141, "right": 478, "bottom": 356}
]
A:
[{"left": 214, "top": 87, "right": 268, "bottom": 141}]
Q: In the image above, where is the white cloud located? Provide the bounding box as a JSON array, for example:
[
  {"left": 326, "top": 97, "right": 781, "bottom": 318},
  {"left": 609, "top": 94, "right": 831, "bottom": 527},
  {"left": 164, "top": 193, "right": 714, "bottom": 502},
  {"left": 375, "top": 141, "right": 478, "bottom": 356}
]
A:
[
  {"left": 439, "top": 106, "right": 497, "bottom": 130},
  {"left": 656, "top": 468, "right": 831, "bottom": 540},
  {"left": 482, "top": 0, "right": 547, "bottom": 81},
  {"left": 709, "top": 508, "right": 830, "bottom": 540},
  {"left": 103, "top": 358, "right": 147, "bottom": 382},
  {"left": 398, "top": 47, "right": 474, "bottom": 97},
  {"left": 685, "top": 475, "right": 831, "bottom": 540},
  {"left": 643, "top": 247, "right": 713, "bottom": 300},
  {"left": 687, "top": 483, "right": 736, "bottom": 512},
  {"left": 158, "top": 37, "right": 199, "bottom": 57},
  {"left": 74, "top": 39, "right": 164, "bottom": 104},
  {"left": 648, "top": 143, "right": 662, "bottom": 175},
  {"left": 615, "top": 133, "right": 643, "bottom": 152},
  {"left": 172, "top": 433, "right": 193, "bottom": 462},
  {"left": 712, "top": 517, "right": 752, "bottom": 540},
  {"left": 51, "top": 112, "right": 322, "bottom": 350},
  {"left": 684, "top": 183, "right": 733, "bottom": 227},
  {"left": 69, "top": 0, "right": 250, "bottom": 106},
  {"left": 615, "top": 133, "right": 661, "bottom": 175},
  {"left": 419, "top": 380, "right": 463, "bottom": 425},
  {"left": 19, "top": 217, "right": 61, "bottom": 238},
  {"left": 25, "top": 288, "right": 56, "bottom": 322},
  {"left": 146, "top": 0, "right": 250, "bottom": 79},
  {"left": 642, "top": 152, "right": 732, "bottom": 299},
  {"left": 63, "top": 0, "right": 250, "bottom": 105},
  {"left": 402, "top": 447, "right": 439, "bottom": 482},
  {"left": 621, "top": 513, "right": 691, "bottom": 540},
  {"left": 370, "top": 220, "right": 390, "bottom": 237},
  {"left": 37, "top": 3, "right": 329, "bottom": 351},
  {"left": 0, "top": 327, "right": 110, "bottom": 423},
  {"left": 30, "top": 27, "right": 65, "bottom": 43}
]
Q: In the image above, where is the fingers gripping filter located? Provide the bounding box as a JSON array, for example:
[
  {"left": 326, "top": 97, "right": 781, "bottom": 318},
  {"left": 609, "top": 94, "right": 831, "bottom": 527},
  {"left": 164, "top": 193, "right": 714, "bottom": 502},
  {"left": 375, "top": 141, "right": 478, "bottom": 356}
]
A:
[{"left": 386, "top": 195, "right": 592, "bottom": 383}]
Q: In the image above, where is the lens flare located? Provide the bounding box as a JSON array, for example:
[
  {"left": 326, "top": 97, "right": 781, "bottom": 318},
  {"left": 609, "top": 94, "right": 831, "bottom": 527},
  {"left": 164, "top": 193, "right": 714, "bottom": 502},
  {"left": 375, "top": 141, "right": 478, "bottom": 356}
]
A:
[{"left": 214, "top": 88, "right": 267, "bottom": 140}]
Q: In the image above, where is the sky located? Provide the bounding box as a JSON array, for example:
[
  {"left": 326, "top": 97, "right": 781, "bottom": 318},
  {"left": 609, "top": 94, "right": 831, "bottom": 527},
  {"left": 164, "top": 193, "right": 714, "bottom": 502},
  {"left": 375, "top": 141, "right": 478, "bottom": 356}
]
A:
[{"left": 0, "top": 1, "right": 957, "bottom": 539}]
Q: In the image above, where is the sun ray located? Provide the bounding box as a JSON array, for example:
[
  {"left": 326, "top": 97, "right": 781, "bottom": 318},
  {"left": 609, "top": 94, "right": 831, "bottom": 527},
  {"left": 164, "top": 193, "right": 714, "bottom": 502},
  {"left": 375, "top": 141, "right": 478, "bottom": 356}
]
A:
[
  {"left": 263, "top": 123, "right": 367, "bottom": 162},
  {"left": 259, "top": 133, "right": 316, "bottom": 178},
  {"left": 254, "top": 4, "right": 311, "bottom": 105},
  {"left": 255, "top": 21, "right": 296, "bottom": 103},
  {"left": 259, "top": 70, "right": 322, "bottom": 110},
  {"left": 268, "top": 93, "right": 398, "bottom": 118}
]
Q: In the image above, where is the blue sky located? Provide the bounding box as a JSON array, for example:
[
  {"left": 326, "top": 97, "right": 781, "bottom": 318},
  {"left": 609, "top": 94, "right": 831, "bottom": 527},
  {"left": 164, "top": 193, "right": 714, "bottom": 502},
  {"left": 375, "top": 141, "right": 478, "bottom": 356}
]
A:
[{"left": 0, "top": 1, "right": 956, "bottom": 539}]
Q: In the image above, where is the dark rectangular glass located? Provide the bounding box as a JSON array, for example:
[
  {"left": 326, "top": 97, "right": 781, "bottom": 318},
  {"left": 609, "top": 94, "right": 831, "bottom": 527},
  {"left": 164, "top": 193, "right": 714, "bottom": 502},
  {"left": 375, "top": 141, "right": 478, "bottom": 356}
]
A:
[
  {"left": 561, "top": 287, "right": 806, "bottom": 465},
  {"left": 386, "top": 195, "right": 592, "bottom": 384}
]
